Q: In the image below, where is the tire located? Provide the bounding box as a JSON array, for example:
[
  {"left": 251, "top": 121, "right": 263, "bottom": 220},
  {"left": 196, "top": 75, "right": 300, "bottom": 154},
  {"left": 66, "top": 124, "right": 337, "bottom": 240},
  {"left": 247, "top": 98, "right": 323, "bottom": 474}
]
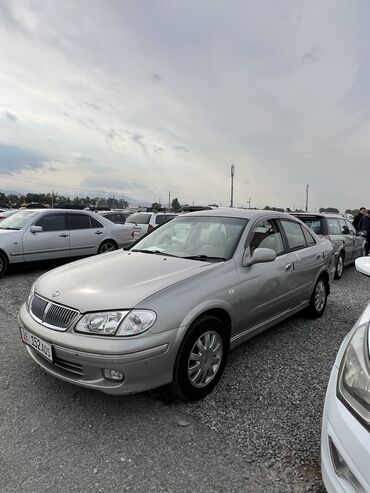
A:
[
  {"left": 171, "top": 315, "right": 229, "bottom": 401},
  {"left": 334, "top": 253, "right": 344, "bottom": 279},
  {"left": 98, "top": 240, "right": 118, "bottom": 254},
  {"left": 305, "top": 277, "right": 328, "bottom": 319},
  {"left": 0, "top": 251, "right": 8, "bottom": 278}
]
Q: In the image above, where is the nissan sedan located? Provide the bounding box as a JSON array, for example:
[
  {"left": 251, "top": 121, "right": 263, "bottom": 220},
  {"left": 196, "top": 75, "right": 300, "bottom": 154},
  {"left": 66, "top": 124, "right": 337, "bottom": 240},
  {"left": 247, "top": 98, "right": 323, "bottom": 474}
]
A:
[{"left": 19, "top": 209, "right": 335, "bottom": 401}]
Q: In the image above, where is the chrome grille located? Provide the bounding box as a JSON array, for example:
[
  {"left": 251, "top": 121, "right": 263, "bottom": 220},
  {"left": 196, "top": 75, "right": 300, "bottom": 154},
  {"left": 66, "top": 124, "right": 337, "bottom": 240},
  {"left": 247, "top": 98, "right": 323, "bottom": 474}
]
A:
[{"left": 30, "top": 294, "right": 79, "bottom": 331}]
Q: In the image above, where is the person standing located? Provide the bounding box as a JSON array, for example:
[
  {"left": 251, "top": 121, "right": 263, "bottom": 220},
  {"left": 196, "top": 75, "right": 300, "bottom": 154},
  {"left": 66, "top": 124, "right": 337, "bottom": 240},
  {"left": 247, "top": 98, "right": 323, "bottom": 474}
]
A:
[
  {"left": 359, "top": 210, "right": 370, "bottom": 256},
  {"left": 353, "top": 207, "right": 367, "bottom": 231}
]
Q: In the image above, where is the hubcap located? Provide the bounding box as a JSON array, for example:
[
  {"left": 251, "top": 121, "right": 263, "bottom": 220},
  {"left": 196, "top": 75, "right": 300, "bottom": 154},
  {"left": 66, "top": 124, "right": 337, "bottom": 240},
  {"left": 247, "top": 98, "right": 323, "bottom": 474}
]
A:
[
  {"left": 314, "top": 280, "right": 326, "bottom": 312},
  {"left": 101, "top": 243, "right": 115, "bottom": 253},
  {"left": 337, "top": 256, "right": 344, "bottom": 277},
  {"left": 188, "top": 331, "right": 223, "bottom": 388}
]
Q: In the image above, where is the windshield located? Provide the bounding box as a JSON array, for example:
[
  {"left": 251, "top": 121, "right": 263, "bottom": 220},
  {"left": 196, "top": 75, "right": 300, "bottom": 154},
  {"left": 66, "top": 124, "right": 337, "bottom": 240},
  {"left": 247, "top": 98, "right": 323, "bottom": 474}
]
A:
[
  {"left": 130, "top": 216, "right": 248, "bottom": 261},
  {"left": 126, "top": 213, "right": 151, "bottom": 224},
  {"left": 0, "top": 211, "right": 39, "bottom": 230},
  {"left": 297, "top": 216, "right": 325, "bottom": 235}
]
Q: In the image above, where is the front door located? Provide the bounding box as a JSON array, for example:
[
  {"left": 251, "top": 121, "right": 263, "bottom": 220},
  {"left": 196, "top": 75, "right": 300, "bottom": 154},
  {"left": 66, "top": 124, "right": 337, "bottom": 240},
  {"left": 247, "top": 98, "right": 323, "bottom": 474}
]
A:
[
  {"left": 236, "top": 218, "right": 297, "bottom": 333},
  {"left": 22, "top": 213, "right": 69, "bottom": 262}
]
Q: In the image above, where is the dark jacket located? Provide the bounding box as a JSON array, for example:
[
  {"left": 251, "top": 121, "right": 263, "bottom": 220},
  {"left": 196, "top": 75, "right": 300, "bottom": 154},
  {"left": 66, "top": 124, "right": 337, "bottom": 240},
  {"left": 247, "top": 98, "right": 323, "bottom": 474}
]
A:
[
  {"left": 353, "top": 212, "right": 365, "bottom": 231},
  {"left": 359, "top": 215, "right": 370, "bottom": 235}
]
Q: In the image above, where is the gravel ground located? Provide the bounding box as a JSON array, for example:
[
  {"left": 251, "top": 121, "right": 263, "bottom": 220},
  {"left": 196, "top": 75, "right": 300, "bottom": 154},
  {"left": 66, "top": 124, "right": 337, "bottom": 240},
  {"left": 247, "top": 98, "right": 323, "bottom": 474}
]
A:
[{"left": 1, "top": 260, "right": 369, "bottom": 492}]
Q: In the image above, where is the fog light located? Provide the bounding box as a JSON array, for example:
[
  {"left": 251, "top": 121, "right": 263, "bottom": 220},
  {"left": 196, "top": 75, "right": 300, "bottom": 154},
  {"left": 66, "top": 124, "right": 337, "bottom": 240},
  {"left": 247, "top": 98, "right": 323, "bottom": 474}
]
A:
[
  {"left": 329, "top": 437, "right": 363, "bottom": 492},
  {"left": 102, "top": 369, "right": 124, "bottom": 382}
]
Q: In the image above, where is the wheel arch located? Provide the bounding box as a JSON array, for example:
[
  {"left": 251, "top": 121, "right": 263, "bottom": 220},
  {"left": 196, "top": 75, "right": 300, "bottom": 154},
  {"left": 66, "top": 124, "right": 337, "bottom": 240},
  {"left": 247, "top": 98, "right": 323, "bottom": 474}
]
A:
[{"left": 97, "top": 238, "right": 118, "bottom": 252}]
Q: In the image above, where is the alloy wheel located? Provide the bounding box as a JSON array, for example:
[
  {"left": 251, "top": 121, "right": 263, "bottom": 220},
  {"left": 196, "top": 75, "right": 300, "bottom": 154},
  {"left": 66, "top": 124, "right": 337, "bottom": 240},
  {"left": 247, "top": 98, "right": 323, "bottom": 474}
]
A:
[
  {"left": 336, "top": 256, "right": 344, "bottom": 277},
  {"left": 314, "top": 280, "right": 326, "bottom": 313}
]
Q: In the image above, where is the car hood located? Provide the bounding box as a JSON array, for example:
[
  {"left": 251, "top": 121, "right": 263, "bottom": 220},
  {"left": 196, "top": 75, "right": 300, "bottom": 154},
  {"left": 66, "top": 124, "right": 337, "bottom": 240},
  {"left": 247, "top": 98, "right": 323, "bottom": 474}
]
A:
[{"left": 35, "top": 250, "right": 219, "bottom": 312}]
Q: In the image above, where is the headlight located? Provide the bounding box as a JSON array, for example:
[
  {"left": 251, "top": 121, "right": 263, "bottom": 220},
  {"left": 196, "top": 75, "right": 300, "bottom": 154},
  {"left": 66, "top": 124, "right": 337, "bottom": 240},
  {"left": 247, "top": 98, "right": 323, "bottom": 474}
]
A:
[
  {"left": 75, "top": 310, "right": 156, "bottom": 336},
  {"left": 27, "top": 283, "right": 36, "bottom": 309},
  {"left": 337, "top": 323, "right": 370, "bottom": 429}
]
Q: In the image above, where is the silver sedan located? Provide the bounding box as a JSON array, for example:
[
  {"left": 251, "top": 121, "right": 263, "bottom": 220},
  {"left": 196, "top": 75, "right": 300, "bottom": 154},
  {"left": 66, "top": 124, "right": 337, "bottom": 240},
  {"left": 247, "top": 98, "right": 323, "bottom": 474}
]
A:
[
  {"left": 0, "top": 209, "right": 135, "bottom": 276},
  {"left": 19, "top": 209, "right": 335, "bottom": 401}
]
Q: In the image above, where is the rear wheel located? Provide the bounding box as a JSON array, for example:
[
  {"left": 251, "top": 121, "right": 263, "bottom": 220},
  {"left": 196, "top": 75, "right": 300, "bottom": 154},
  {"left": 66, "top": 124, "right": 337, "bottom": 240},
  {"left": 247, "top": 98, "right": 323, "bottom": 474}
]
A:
[
  {"left": 334, "top": 253, "right": 344, "bottom": 279},
  {"left": 172, "top": 316, "right": 228, "bottom": 401},
  {"left": 0, "top": 251, "right": 8, "bottom": 278},
  {"left": 98, "top": 240, "right": 118, "bottom": 254},
  {"left": 305, "top": 277, "right": 328, "bottom": 318}
]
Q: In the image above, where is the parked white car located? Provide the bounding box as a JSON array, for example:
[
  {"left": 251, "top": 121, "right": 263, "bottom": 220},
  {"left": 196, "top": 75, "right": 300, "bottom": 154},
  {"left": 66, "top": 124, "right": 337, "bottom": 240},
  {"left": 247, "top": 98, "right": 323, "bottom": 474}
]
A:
[
  {"left": 126, "top": 211, "right": 178, "bottom": 239},
  {"left": 0, "top": 209, "right": 136, "bottom": 277},
  {"left": 321, "top": 256, "right": 370, "bottom": 492}
]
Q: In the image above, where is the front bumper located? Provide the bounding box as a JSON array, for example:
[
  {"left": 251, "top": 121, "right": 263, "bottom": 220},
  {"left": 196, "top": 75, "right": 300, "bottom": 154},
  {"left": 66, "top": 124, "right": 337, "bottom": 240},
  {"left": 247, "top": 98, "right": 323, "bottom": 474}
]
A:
[
  {"left": 321, "top": 365, "right": 370, "bottom": 492},
  {"left": 18, "top": 303, "right": 180, "bottom": 395}
]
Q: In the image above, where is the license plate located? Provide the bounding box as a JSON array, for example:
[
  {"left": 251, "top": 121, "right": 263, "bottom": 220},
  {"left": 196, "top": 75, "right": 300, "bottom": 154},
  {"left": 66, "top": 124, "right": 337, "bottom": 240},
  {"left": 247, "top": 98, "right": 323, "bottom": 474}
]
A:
[{"left": 20, "top": 328, "right": 53, "bottom": 363}]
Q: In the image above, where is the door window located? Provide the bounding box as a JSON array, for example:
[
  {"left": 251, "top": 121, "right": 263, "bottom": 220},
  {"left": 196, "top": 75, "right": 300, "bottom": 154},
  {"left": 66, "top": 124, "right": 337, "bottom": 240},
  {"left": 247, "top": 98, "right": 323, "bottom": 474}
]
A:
[
  {"left": 302, "top": 227, "right": 316, "bottom": 246},
  {"left": 249, "top": 219, "right": 284, "bottom": 255},
  {"left": 345, "top": 220, "right": 356, "bottom": 236},
  {"left": 280, "top": 220, "right": 307, "bottom": 250},
  {"left": 90, "top": 217, "right": 104, "bottom": 228},
  {"left": 327, "top": 218, "right": 341, "bottom": 235},
  {"left": 68, "top": 214, "right": 91, "bottom": 230},
  {"left": 35, "top": 214, "right": 66, "bottom": 232}
]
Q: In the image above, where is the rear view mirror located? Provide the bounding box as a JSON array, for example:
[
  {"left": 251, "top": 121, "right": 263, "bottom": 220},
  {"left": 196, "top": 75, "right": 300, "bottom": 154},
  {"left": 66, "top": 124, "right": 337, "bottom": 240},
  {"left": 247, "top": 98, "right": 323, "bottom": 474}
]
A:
[
  {"left": 30, "top": 226, "right": 43, "bottom": 233},
  {"left": 243, "top": 247, "right": 276, "bottom": 267},
  {"left": 355, "top": 257, "right": 370, "bottom": 276}
]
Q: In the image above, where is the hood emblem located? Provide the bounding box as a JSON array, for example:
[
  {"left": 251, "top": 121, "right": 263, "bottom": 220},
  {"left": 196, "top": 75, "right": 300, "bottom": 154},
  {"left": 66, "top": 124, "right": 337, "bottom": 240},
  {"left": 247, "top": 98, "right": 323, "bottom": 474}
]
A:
[{"left": 52, "top": 290, "right": 60, "bottom": 298}]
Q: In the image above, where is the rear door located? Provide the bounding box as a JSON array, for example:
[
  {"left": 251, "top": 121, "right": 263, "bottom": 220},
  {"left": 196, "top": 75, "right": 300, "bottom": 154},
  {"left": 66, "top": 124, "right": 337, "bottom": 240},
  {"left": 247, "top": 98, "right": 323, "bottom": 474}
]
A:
[
  {"left": 279, "top": 219, "right": 323, "bottom": 303},
  {"left": 345, "top": 219, "right": 363, "bottom": 259},
  {"left": 67, "top": 213, "right": 104, "bottom": 257},
  {"left": 22, "top": 212, "right": 69, "bottom": 261},
  {"left": 338, "top": 218, "right": 354, "bottom": 265}
]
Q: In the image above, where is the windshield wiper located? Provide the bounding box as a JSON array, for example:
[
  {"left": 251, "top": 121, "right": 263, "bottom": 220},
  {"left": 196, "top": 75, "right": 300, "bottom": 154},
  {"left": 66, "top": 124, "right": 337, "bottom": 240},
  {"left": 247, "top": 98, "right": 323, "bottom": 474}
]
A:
[
  {"left": 183, "top": 255, "right": 226, "bottom": 262},
  {"left": 131, "top": 249, "right": 178, "bottom": 257},
  {"left": 0, "top": 227, "right": 20, "bottom": 230}
]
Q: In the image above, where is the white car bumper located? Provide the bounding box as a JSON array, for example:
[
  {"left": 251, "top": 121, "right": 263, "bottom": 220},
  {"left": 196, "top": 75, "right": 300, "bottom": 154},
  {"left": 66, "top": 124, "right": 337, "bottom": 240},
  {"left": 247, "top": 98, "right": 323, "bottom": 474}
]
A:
[{"left": 321, "top": 364, "right": 370, "bottom": 493}]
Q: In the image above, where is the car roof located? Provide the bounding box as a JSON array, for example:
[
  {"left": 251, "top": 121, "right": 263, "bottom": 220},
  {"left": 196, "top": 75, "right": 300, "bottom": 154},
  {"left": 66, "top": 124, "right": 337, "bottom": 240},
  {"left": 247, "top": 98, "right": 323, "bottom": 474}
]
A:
[
  {"left": 292, "top": 212, "right": 346, "bottom": 219},
  {"left": 181, "top": 208, "right": 297, "bottom": 220}
]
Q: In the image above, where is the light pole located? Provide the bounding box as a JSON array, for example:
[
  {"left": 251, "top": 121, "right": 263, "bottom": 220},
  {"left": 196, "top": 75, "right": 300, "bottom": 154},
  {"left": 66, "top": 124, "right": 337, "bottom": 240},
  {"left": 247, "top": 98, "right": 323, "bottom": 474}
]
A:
[
  {"left": 230, "top": 164, "right": 235, "bottom": 208},
  {"left": 305, "top": 184, "right": 309, "bottom": 212}
]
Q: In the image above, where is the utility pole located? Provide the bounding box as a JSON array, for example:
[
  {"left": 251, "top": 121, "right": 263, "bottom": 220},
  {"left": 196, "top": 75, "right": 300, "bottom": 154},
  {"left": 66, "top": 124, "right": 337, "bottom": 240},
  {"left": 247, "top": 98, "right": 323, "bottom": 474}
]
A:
[
  {"left": 305, "top": 184, "right": 309, "bottom": 212},
  {"left": 168, "top": 192, "right": 171, "bottom": 212},
  {"left": 51, "top": 190, "right": 54, "bottom": 207},
  {"left": 247, "top": 197, "right": 251, "bottom": 209},
  {"left": 230, "top": 164, "right": 235, "bottom": 208}
]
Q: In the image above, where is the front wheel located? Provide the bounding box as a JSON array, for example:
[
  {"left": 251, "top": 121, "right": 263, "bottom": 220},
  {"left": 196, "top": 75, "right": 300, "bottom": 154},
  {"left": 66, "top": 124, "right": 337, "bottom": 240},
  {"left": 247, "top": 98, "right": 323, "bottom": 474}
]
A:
[
  {"left": 171, "top": 316, "right": 229, "bottom": 401},
  {"left": 98, "top": 240, "right": 118, "bottom": 254},
  {"left": 305, "top": 277, "right": 328, "bottom": 319}
]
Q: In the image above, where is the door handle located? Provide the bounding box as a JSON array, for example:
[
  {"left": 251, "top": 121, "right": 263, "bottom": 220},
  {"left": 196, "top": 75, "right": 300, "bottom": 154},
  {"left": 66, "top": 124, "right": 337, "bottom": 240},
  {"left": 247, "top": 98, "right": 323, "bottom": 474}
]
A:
[
  {"left": 285, "top": 263, "right": 293, "bottom": 271},
  {"left": 94, "top": 231, "right": 103, "bottom": 235},
  {"left": 59, "top": 233, "right": 69, "bottom": 238}
]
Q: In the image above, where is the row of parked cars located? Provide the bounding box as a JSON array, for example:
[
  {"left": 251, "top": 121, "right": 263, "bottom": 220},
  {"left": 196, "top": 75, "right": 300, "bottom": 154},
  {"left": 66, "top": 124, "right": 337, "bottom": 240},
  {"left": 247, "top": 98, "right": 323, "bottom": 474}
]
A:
[{"left": 1, "top": 206, "right": 368, "bottom": 491}]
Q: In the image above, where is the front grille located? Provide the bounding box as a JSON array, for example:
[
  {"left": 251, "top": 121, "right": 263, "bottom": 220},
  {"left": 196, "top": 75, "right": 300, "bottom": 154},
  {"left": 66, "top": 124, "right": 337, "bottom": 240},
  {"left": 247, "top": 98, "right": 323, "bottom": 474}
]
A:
[
  {"left": 54, "top": 356, "right": 84, "bottom": 376},
  {"left": 30, "top": 294, "right": 79, "bottom": 331}
]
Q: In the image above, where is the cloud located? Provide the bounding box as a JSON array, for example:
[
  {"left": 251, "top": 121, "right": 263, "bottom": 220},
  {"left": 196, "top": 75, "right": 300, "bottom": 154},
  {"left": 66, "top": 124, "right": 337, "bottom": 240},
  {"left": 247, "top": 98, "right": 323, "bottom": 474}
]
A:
[
  {"left": 3, "top": 110, "right": 17, "bottom": 121},
  {"left": 152, "top": 73, "right": 162, "bottom": 83},
  {"left": 302, "top": 44, "right": 320, "bottom": 62},
  {"left": 130, "top": 132, "right": 147, "bottom": 153},
  {"left": 0, "top": 144, "right": 46, "bottom": 175},
  {"left": 85, "top": 102, "right": 101, "bottom": 111},
  {"left": 81, "top": 176, "right": 147, "bottom": 192},
  {"left": 174, "top": 145, "right": 189, "bottom": 153}
]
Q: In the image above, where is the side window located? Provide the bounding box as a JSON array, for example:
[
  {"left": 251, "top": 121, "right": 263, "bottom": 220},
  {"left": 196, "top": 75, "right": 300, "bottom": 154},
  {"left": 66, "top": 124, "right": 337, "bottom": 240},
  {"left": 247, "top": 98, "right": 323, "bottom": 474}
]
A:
[
  {"left": 35, "top": 214, "right": 66, "bottom": 232},
  {"left": 249, "top": 219, "right": 284, "bottom": 255},
  {"left": 155, "top": 215, "right": 168, "bottom": 225},
  {"left": 90, "top": 217, "right": 103, "bottom": 228},
  {"left": 327, "top": 218, "right": 341, "bottom": 235},
  {"left": 68, "top": 214, "right": 91, "bottom": 230},
  {"left": 346, "top": 220, "right": 356, "bottom": 236},
  {"left": 302, "top": 227, "right": 316, "bottom": 246},
  {"left": 280, "top": 220, "right": 306, "bottom": 250}
]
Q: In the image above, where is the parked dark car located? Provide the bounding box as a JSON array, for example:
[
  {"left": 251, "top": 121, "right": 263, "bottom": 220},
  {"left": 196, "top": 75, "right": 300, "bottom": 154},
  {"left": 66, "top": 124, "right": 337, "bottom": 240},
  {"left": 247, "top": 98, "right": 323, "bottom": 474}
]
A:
[{"left": 292, "top": 213, "right": 366, "bottom": 279}]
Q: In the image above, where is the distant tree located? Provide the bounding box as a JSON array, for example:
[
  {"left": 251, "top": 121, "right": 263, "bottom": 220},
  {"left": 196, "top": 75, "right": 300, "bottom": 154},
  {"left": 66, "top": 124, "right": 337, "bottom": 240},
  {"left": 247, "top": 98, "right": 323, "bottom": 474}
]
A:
[
  {"left": 151, "top": 202, "right": 161, "bottom": 211},
  {"left": 171, "top": 197, "right": 181, "bottom": 212}
]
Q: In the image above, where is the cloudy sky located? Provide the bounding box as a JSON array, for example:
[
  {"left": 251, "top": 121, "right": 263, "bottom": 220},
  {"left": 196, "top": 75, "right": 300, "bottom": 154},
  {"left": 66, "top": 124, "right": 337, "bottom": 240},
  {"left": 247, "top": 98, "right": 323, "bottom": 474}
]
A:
[{"left": 0, "top": 0, "right": 369, "bottom": 210}]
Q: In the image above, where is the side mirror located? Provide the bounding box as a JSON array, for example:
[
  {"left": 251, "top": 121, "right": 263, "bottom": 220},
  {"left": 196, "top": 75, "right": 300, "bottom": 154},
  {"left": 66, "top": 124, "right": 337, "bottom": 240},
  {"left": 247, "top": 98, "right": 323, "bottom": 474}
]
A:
[
  {"left": 358, "top": 230, "right": 367, "bottom": 237},
  {"left": 243, "top": 247, "right": 276, "bottom": 267},
  {"left": 355, "top": 257, "right": 370, "bottom": 276},
  {"left": 30, "top": 225, "right": 43, "bottom": 233},
  {"left": 342, "top": 226, "right": 349, "bottom": 235}
]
